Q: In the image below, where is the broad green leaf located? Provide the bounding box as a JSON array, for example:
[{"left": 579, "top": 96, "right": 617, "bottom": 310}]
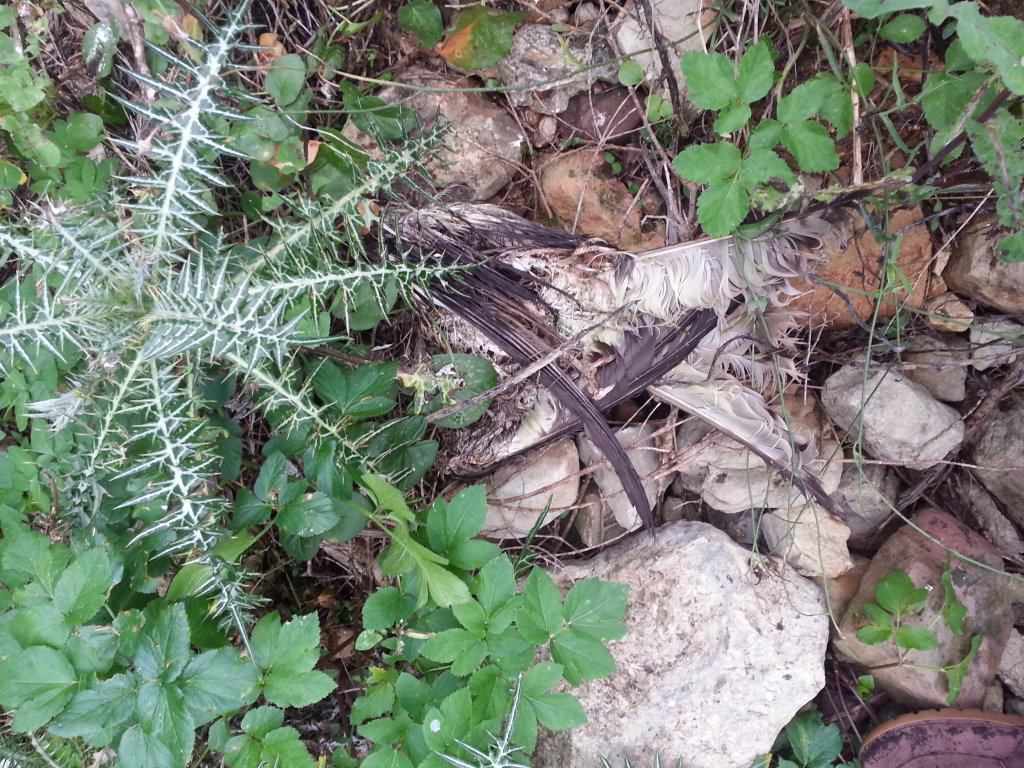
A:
[
  {"left": 180, "top": 647, "right": 259, "bottom": 725},
  {"left": 363, "top": 587, "right": 416, "bottom": 631},
  {"left": 135, "top": 679, "right": 194, "bottom": 767},
  {"left": 0, "top": 159, "right": 26, "bottom": 189},
  {"left": 266, "top": 53, "right": 306, "bottom": 107},
  {"left": 736, "top": 42, "right": 774, "bottom": 104},
  {"left": 0, "top": 646, "right": 78, "bottom": 732},
  {"left": 880, "top": 13, "right": 926, "bottom": 43},
  {"left": 618, "top": 59, "right": 645, "bottom": 87},
  {"left": 780, "top": 120, "right": 839, "bottom": 172},
  {"left": 361, "top": 473, "right": 415, "bottom": 523},
  {"left": 351, "top": 675, "right": 397, "bottom": 726},
  {"left": 427, "top": 485, "right": 486, "bottom": 554},
  {"left": 946, "top": 3, "right": 1024, "bottom": 95},
  {"left": 264, "top": 664, "right": 337, "bottom": 710},
  {"left": 250, "top": 612, "right": 337, "bottom": 708},
  {"left": 165, "top": 562, "right": 215, "bottom": 603},
  {"left": 944, "top": 634, "right": 982, "bottom": 704},
  {"left": 437, "top": 7, "right": 522, "bottom": 70},
  {"left": 856, "top": 624, "right": 892, "bottom": 645},
  {"left": 51, "top": 672, "right": 138, "bottom": 743},
  {"left": 713, "top": 103, "right": 752, "bottom": 135},
  {"left": 550, "top": 628, "right": 616, "bottom": 685},
  {"left": 921, "top": 71, "right": 989, "bottom": 134},
  {"left": 119, "top": 725, "right": 177, "bottom": 768},
  {"left": 426, "top": 353, "right": 497, "bottom": 429},
  {"left": 64, "top": 625, "right": 119, "bottom": 676},
  {"left": 475, "top": 555, "right": 516, "bottom": 618},
  {"left": 740, "top": 149, "right": 796, "bottom": 187},
  {"left": 452, "top": 598, "right": 487, "bottom": 635},
  {"left": 134, "top": 602, "right": 192, "bottom": 682},
  {"left": 673, "top": 142, "right": 742, "bottom": 184},
  {"left": 998, "top": 230, "right": 1024, "bottom": 263},
  {"left": 562, "top": 578, "right": 628, "bottom": 642},
  {"left": 313, "top": 361, "right": 397, "bottom": 420},
  {"left": 242, "top": 706, "right": 285, "bottom": 738},
  {"left": 528, "top": 692, "right": 586, "bottom": 730},
  {"left": 518, "top": 568, "right": 565, "bottom": 644},
  {"left": 398, "top": 0, "right": 444, "bottom": 48},
  {"left": 277, "top": 490, "right": 340, "bottom": 537},
  {"left": 680, "top": 50, "right": 738, "bottom": 109},
  {"left": 749, "top": 119, "right": 783, "bottom": 149},
  {"left": 421, "top": 687, "right": 472, "bottom": 751},
  {"left": 10, "top": 603, "right": 71, "bottom": 649},
  {"left": 782, "top": 710, "right": 843, "bottom": 768},
  {"left": 851, "top": 62, "right": 876, "bottom": 99},
  {"left": 421, "top": 628, "right": 481, "bottom": 664},
  {"left": 894, "top": 624, "right": 939, "bottom": 651},
  {"left": 261, "top": 726, "right": 318, "bottom": 767},
  {"left": 778, "top": 77, "right": 840, "bottom": 124},
  {"left": 521, "top": 661, "right": 563, "bottom": 697},
  {"left": 395, "top": 672, "right": 431, "bottom": 718},
  {"left": 696, "top": 177, "right": 749, "bottom": 236},
  {"left": 361, "top": 747, "right": 415, "bottom": 768},
  {"left": 874, "top": 570, "right": 926, "bottom": 615}
]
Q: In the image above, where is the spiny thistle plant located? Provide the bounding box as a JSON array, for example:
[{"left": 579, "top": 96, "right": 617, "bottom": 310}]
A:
[{"left": 0, "top": 0, "right": 456, "bottom": 632}]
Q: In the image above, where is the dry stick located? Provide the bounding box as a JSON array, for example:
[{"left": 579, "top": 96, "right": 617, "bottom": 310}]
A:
[
  {"left": 636, "top": 0, "right": 687, "bottom": 136},
  {"left": 897, "top": 356, "right": 1024, "bottom": 511},
  {"left": 840, "top": 7, "right": 863, "bottom": 187}
]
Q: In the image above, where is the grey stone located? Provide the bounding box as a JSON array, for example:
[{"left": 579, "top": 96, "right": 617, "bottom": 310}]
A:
[
  {"left": 969, "top": 394, "right": 1024, "bottom": 528},
  {"left": 761, "top": 503, "right": 853, "bottom": 578},
  {"left": 999, "top": 629, "right": 1024, "bottom": 699},
  {"left": 943, "top": 216, "right": 1024, "bottom": 313},
  {"left": 821, "top": 365, "right": 965, "bottom": 470},
  {"left": 614, "top": 0, "right": 715, "bottom": 101},
  {"left": 970, "top": 318, "right": 1024, "bottom": 371},
  {"left": 903, "top": 333, "right": 969, "bottom": 402},
  {"left": 961, "top": 478, "right": 1024, "bottom": 557},
  {"left": 535, "top": 521, "right": 828, "bottom": 768},
  {"left": 482, "top": 438, "right": 579, "bottom": 538},
  {"left": 833, "top": 462, "right": 900, "bottom": 548},
  {"left": 342, "top": 68, "right": 524, "bottom": 200},
  {"left": 497, "top": 25, "right": 617, "bottom": 115}
]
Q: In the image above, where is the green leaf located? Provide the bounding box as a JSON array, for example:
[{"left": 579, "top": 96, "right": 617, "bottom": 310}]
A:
[
  {"left": 258, "top": 727, "right": 317, "bottom": 768},
  {"left": 361, "top": 747, "right": 415, "bottom": 768},
  {"left": 921, "top": 71, "right": 988, "bottom": 134},
  {"left": 736, "top": 42, "right": 774, "bottom": 104},
  {"left": 0, "top": 159, "right": 26, "bottom": 189},
  {"left": 880, "top": 14, "right": 926, "bottom": 43},
  {"left": 0, "top": 646, "right": 78, "bottom": 732},
  {"left": 856, "top": 624, "right": 892, "bottom": 645},
  {"left": 672, "top": 142, "right": 742, "bottom": 184},
  {"left": 277, "top": 490, "right": 340, "bottom": 537},
  {"left": 618, "top": 59, "right": 645, "bottom": 87},
  {"left": 681, "top": 50, "right": 738, "bottom": 110},
  {"left": 550, "top": 629, "right": 616, "bottom": 685},
  {"left": 518, "top": 568, "right": 565, "bottom": 644},
  {"left": 426, "top": 353, "right": 497, "bottom": 428},
  {"left": 119, "top": 725, "right": 177, "bottom": 768},
  {"left": 840, "top": 0, "right": 936, "bottom": 18},
  {"left": 398, "top": 0, "right": 444, "bottom": 48},
  {"left": 421, "top": 628, "right": 481, "bottom": 664},
  {"left": 696, "top": 177, "right": 749, "bottom": 236},
  {"left": 946, "top": 3, "right": 1024, "bottom": 95},
  {"left": 51, "top": 672, "right": 138, "bottom": 744},
  {"left": 851, "top": 62, "right": 876, "bottom": 99},
  {"left": 740, "top": 148, "right": 795, "bottom": 187},
  {"left": 749, "top": 119, "right": 783, "bottom": 149},
  {"left": 778, "top": 78, "right": 837, "bottom": 124},
  {"left": 562, "top": 578, "right": 628, "bottom": 642},
  {"left": 180, "top": 647, "right": 259, "bottom": 725},
  {"left": 361, "top": 473, "right": 415, "bottom": 523},
  {"left": 363, "top": 587, "right": 416, "bottom": 631},
  {"left": 251, "top": 612, "right": 337, "bottom": 708},
  {"left": 780, "top": 120, "right": 839, "bottom": 172},
  {"left": 782, "top": 710, "right": 843, "bottom": 768},
  {"left": 134, "top": 602, "right": 192, "bottom": 683},
  {"left": 438, "top": 7, "right": 523, "bottom": 70},
  {"left": 944, "top": 634, "right": 982, "bottom": 705},
  {"left": 83, "top": 19, "right": 118, "bottom": 78},
  {"left": 713, "top": 103, "right": 752, "bottom": 135},
  {"left": 528, "top": 692, "right": 586, "bottom": 730},
  {"left": 135, "top": 679, "right": 194, "bottom": 766},
  {"left": 940, "top": 570, "right": 968, "bottom": 636},
  {"left": 313, "top": 361, "right": 397, "bottom": 420},
  {"left": 894, "top": 624, "right": 939, "bottom": 651},
  {"left": 475, "top": 555, "right": 517, "bottom": 618},
  {"left": 351, "top": 674, "right": 397, "bottom": 726},
  {"left": 521, "top": 661, "right": 563, "bottom": 696},
  {"left": 874, "top": 570, "right": 926, "bottom": 615},
  {"left": 427, "top": 485, "right": 487, "bottom": 555},
  {"left": 265, "top": 53, "right": 307, "bottom": 107}
]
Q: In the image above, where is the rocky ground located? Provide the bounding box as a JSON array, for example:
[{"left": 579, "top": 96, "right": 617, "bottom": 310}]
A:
[{"left": 337, "top": 2, "right": 1024, "bottom": 766}]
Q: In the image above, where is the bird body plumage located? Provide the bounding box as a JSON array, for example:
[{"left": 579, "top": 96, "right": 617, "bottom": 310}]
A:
[{"left": 385, "top": 203, "right": 848, "bottom": 529}]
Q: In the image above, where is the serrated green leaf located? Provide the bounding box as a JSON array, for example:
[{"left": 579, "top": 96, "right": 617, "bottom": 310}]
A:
[
  {"left": 940, "top": 570, "right": 968, "bottom": 636},
  {"left": 522, "top": 661, "right": 564, "bottom": 696},
  {"left": 778, "top": 78, "right": 839, "bottom": 124},
  {"left": 352, "top": 676, "right": 397, "bottom": 726},
  {"left": 427, "top": 353, "right": 497, "bottom": 428},
  {"left": 528, "top": 692, "right": 587, "bottom": 731},
  {"left": 714, "top": 103, "right": 752, "bottom": 135},
  {"left": 361, "top": 473, "right": 415, "bottom": 523},
  {"left": 119, "top": 725, "right": 177, "bottom": 768},
  {"left": 260, "top": 726, "right": 318, "bottom": 767},
  {"left": 438, "top": 7, "right": 522, "bottom": 70},
  {"left": 51, "top": 672, "right": 138, "bottom": 743},
  {"left": 0, "top": 646, "right": 79, "bottom": 732},
  {"left": 265, "top": 53, "right": 307, "bottom": 107},
  {"left": 618, "top": 59, "right": 645, "bottom": 87},
  {"left": 736, "top": 42, "right": 774, "bottom": 104},
  {"left": 363, "top": 587, "right": 416, "bottom": 631},
  {"left": 427, "top": 485, "right": 486, "bottom": 555},
  {"left": 874, "top": 570, "right": 920, "bottom": 614},
  {"left": 673, "top": 142, "right": 742, "bottom": 184},
  {"left": 946, "top": 3, "right": 1024, "bottom": 95},
  {"left": 398, "top": 0, "right": 444, "bottom": 48},
  {"left": 840, "top": 0, "right": 935, "bottom": 18},
  {"left": 783, "top": 710, "right": 843, "bottom": 768},
  {"left": 134, "top": 680, "right": 195, "bottom": 768},
  {"left": 696, "top": 177, "right": 749, "bottom": 236},
  {"left": 362, "top": 747, "right": 415, "bottom": 768},
  {"left": 476, "top": 555, "right": 516, "bottom": 617},
  {"left": 241, "top": 706, "right": 285, "bottom": 738},
  {"left": 550, "top": 628, "right": 616, "bottom": 685},
  {"left": 681, "top": 50, "right": 739, "bottom": 110},
  {"left": 562, "top": 578, "right": 628, "bottom": 642},
  {"left": 740, "top": 149, "right": 795, "bottom": 186},
  {"left": 749, "top": 119, "right": 783, "bottom": 150},
  {"left": 780, "top": 120, "right": 839, "bottom": 172},
  {"left": 856, "top": 624, "right": 892, "bottom": 645},
  {"left": 165, "top": 562, "right": 215, "bottom": 602},
  {"left": 518, "top": 568, "right": 565, "bottom": 643},
  {"left": 894, "top": 624, "right": 939, "bottom": 651},
  {"left": 134, "top": 602, "right": 192, "bottom": 683},
  {"left": 277, "top": 489, "right": 340, "bottom": 537},
  {"left": 264, "top": 665, "right": 336, "bottom": 708},
  {"left": 180, "top": 647, "right": 259, "bottom": 725}
]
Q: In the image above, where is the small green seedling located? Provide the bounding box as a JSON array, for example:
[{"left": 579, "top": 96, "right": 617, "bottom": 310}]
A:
[{"left": 854, "top": 568, "right": 981, "bottom": 704}]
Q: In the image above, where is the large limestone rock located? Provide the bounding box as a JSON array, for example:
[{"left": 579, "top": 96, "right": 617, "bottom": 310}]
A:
[
  {"left": 822, "top": 364, "right": 964, "bottom": 470},
  {"left": 535, "top": 521, "right": 828, "bottom": 768},
  {"left": 969, "top": 394, "right": 1024, "bottom": 527},
  {"left": 903, "top": 333, "right": 969, "bottom": 402},
  {"left": 834, "top": 509, "right": 1014, "bottom": 709},
  {"left": 943, "top": 216, "right": 1024, "bottom": 313}
]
